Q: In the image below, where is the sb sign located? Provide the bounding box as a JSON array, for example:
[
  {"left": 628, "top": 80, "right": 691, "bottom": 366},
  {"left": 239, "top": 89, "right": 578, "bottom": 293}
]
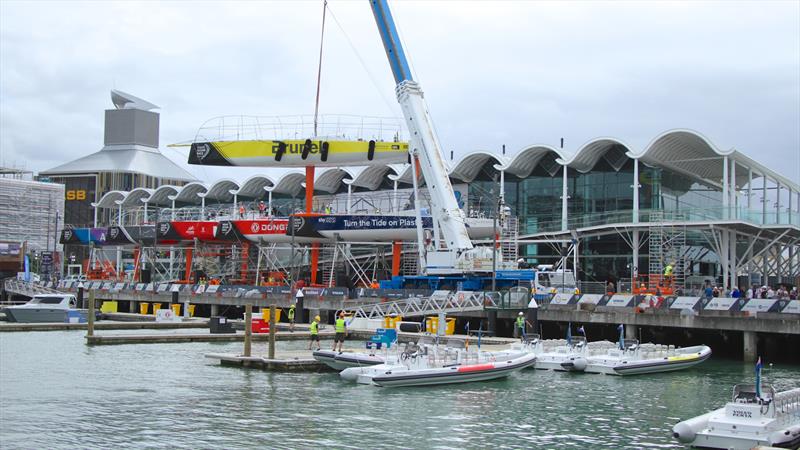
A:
[{"left": 66, "top": 190, "right": 87, "bottom": 201}]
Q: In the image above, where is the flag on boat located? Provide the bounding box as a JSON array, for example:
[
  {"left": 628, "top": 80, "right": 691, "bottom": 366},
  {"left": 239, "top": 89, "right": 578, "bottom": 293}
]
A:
[
  {"left": 617, "top": 324, "right": 625, "bottom": 350},
  {"left": 566, "top": 322, "right": 572, "bottom": 346},
  {"left": 755, "top": 357, "right": 763, "bottom": 398}
]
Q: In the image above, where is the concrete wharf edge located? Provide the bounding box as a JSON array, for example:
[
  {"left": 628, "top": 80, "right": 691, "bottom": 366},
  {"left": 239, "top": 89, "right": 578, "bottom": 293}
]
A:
[
  {"left": 84, "top": 330, "right": 517, "bottom": 346},
  {"left": 0, "top": 320, "right": 209, "bottom": 332},
  {"left": 204, "top": 353, "right": 336, "bottom": 372}
]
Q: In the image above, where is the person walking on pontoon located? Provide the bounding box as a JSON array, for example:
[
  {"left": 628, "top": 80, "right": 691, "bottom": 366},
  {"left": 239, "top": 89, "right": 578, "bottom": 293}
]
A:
[
  {"left": 333, "top": 311, "right": 347, "bottom": 353},
  {"left": 514, "top": 312, "right": 531, "bottom": 340},
  {"left": 308, "top": 315, "right": 321, "bottom": 351},
  {"left": 287, "top": 304, "right": 296, "bottom": 332}
]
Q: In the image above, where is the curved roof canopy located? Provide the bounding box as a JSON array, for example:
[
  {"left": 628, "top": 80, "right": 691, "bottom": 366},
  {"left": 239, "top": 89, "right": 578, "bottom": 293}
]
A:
[
  {"left": 349, "top": 165, "right": 401, "bottom": 190},
  {"left": 121, "top": 188, "right": 154, "bottom": 207},
  {"left": 201, "top": 179, "right": 239, "bottom": 202},
  {"left": 502, "top": 145, "right": 566, "bottom": 178},
  {"left": 170, "top": 182, "right": 208, "bottom": 203},
  {"left": 449, "top": 151, "right": 507, "bottom": 182},
  {"left": 94, "top": 191, "right": 126, "bottom": 209},
  {"left": 566, "top": 138, "right": 633, "bottom": 173},
  {"left": 234, "top": 175, "right": 274, "bottom": 199},
  {"left": 314, "top": 168, "right": 356, "bottom": 193},
  {"left": 147, "top": 185, "right": 180, "bottom": 205},
  {"left": 268, "top": 172, "right": 305, "bottom": 196}
]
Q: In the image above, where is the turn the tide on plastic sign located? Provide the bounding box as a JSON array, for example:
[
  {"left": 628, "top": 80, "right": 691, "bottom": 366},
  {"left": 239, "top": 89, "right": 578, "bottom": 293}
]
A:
[{"left": 371, "top": 328, "right": 397, "bottom": 345}]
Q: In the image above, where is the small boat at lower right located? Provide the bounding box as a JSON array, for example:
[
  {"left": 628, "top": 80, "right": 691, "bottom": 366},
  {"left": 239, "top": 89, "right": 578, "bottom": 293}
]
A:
[
  {"left": 673, "top": 383, "right": 800, "bottom": 449},
  {"left": 673, "top": 357, "right": 800, "bottom": 449}
]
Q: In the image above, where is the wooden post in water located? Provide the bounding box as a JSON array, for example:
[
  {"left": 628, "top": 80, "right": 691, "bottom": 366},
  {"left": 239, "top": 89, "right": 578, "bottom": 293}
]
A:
[
  {"left": 268, "top": 304, "right": 276, "bottom": 359},
  {"left": 244, "top": 304, "right": 252, "bottom": 357},
  {"left": 87, "top": 290, "right": 95, "bottom": 337}
]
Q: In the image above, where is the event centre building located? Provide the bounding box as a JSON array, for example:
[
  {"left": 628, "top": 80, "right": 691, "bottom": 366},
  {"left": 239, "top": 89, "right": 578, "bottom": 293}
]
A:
[{"left": 91, "top": 128, "right": 799, "bottom": 291}]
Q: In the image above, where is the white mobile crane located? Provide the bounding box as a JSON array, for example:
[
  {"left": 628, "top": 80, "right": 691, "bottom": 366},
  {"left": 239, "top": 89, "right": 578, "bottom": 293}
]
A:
[{"left": 370, "top": 0, "right": 501, "bottom": 275}]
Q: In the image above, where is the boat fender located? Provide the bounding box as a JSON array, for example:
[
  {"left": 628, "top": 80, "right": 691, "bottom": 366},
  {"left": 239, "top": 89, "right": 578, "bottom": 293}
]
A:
[
  {"left": 572, "top": 357, "right": 587, "bottom": 371},
  {"left": 274, "top": 141, "right": 287, "bottom": 161},
  {"left": 302, "top": 139, "right": 313, "bottom": 160},
  {"left": 672, "top": 411, "right": 714, "bottom": 444},
  {"left": 368, "top": 140, "right": 376, "bottom": 160},
  {"left": 320, "top": 141, "right": 329, "bottom": 162},
  {"left": 770, "top": 424, "right": 800, "bottom": 446}
]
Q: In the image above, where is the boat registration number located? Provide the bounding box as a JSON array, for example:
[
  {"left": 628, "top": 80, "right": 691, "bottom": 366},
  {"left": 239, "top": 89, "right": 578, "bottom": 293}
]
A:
[{"left": 732, "top": 410, "right": 753, "bottom": 418}]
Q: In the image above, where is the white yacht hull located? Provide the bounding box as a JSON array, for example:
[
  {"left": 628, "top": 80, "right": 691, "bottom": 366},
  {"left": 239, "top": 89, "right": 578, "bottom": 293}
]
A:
[
  {"left": 371, "top": 353, "right": 537, "bottom": 387},
  {"left": 2, "top": 307, "right": 86, "bottom": 323}
]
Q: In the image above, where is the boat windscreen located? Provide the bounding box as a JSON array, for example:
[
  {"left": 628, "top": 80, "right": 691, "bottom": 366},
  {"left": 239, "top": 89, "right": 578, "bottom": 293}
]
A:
[{"left": 34, "top": 297, "right": 64, "bottom": 304}]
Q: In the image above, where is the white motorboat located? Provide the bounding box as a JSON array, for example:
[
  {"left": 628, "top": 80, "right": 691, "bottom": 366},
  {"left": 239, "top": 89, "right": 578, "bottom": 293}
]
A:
[
  {"left": 585, "top": 339, "right": 712, "bottom": 375},
  {"left": 2, "top": 294, "right": 86, "bottom": 323},
  {"left": 371, "top": 352, "right": 536, "bottom": 387},
  {"left": 340, "top": 338, "right": 534, "bottom": 386},
  {"left": 533, "top": 335, "right": 588, "bottom": 372},
  {"left": 585, "top": 324, "right": 712, "bottom": 375},
  {"left": 673, "top": 383, "right": 800, "bottom": 449},
  {"left": 312, "top": 349, "right": 384, "bottom": 371}
]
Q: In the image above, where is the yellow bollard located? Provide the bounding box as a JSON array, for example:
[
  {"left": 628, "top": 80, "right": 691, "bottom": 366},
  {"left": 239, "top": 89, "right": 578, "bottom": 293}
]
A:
[
  {"left": 188, "top": 304, "right": 196, "bottom": 317},
  {"left": 171, "top": 304, "right": 181, "bottom": 316},
  {"left": 151, "top": 303, "right": 162, "bottom": 315},
  {"left": 139, "top": 302, "right": 149, "bottom": 315}
]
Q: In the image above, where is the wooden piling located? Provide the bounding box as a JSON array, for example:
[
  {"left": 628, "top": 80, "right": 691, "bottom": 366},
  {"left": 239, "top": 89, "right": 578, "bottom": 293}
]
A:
[
  {"left": 244, "top": 304, "right": 252, "bottom": 357},
  {"left": 87, "top": 290, "right": 95, "bottom": 337},
  {"left": 268, "top": 305, "right": 276, "bottom": 359}
]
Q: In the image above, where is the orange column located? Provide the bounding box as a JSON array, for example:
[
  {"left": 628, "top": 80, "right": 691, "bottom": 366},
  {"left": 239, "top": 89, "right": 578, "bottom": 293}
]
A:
[
  {"left": 311, "top": 243, "right": 320, "bottom": 285},
  {"left": 305, "top": 166, "right": 315, "bottom": 213},
  {"left": 132, "top": 247, "right": 141, "bottom": 282},
  {"left": 306, "top": 166, "right": 320, "bottom": 285},
  {"left": 392, "top": 241, "right": 402, "bottom": 276},
  {"left": 184, "top": 248, "right": 193, "bottom": 283}
]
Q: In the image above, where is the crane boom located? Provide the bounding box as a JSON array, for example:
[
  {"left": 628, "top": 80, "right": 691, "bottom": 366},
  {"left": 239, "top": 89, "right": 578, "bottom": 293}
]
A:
[{"left": 370, "top": 0, "right": 474, "bottom": 253}]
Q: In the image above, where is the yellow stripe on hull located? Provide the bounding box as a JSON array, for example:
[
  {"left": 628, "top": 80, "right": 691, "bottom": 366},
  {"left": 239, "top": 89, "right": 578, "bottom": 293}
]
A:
[{"left": 188, "top": 139, "right": 408, "bottom": 167}]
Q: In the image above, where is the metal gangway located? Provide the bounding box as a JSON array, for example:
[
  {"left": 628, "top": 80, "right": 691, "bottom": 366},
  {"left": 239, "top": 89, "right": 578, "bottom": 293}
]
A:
[
  {"left": 3, "top": 279, "right": 62, "bottom": 301},
  {"left": 349, "top": 290, "right": 498, "bottom": 320}
]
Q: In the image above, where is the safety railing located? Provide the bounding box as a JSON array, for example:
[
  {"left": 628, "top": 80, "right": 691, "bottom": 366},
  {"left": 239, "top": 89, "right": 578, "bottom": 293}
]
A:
[
  {"left": 520, "top": 207, "right": 800, "bottom": 235},
  {"left": 350, "top": 291, "right": 498, "bottom": 319},
  {"left": 3, "top": 279, "right": 62, "bottom": 299}
]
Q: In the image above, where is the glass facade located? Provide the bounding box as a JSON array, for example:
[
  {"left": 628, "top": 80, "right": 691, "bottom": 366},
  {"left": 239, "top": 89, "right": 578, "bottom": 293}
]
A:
[{"left": 464, "top": 152, "right": 796, "bottom": 283}]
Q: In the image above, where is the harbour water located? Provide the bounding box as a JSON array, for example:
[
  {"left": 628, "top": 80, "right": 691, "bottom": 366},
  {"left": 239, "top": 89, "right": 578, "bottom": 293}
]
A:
[{"left": 1, "top": 331, "right": 798, "bottom": 449}]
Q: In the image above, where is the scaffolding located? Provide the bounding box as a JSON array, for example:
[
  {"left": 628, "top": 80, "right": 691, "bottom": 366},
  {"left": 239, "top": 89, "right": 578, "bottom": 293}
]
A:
[
  {"left": 643, "top": 211, "right": 688, "bottom": 294},
  {"left": 0, "top": 177, "right": 64, "bottom": 253}
]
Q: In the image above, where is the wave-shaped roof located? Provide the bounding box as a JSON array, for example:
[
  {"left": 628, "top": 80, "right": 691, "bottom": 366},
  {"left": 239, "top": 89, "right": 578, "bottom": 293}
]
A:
[{"left": 94, "top": 129, "right": 799, "bottom": 209}]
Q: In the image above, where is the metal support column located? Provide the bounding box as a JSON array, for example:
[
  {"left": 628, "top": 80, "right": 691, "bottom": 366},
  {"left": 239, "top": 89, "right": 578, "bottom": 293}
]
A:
[
  {"left": 632, "top": 159, "right": 640, "bottom": 223},
  {"left": 722, "top": 156, "right": 729, "bottom": 219},
  {"left": 561, "top": 165, "right": 569, "bottom": 231}
]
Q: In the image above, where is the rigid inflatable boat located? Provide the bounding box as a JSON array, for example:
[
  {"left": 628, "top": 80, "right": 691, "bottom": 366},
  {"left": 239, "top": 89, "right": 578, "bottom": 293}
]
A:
[
  {"left": 585, "top": 340, "right": 712, "bottom": 376},
  {"left": 673, "top": 384, "right": 800, "bottom": 449}
]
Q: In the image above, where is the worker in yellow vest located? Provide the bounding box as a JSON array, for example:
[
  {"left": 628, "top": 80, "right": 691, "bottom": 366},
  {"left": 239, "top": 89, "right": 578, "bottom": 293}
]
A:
[
  {"left": 308, "top": 315, "right": 321, "bottom": 351},
  {"left": 514, "top": 312, "right": 526, "bottom": 340},
  {"left": 287, "top": 304, "right": 296, "bottom": 332},
  {"left": 664, "top": 262, "right": 674, "bottom": 283},
  {"left": 333, "top": 311, "right": 347, "bottom": 353}
]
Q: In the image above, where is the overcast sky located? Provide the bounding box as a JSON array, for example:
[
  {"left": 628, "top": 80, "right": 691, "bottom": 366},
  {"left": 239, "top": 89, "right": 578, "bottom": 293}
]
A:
[{"left": 1, "top": 0, "right": 798, "bottom": 185}]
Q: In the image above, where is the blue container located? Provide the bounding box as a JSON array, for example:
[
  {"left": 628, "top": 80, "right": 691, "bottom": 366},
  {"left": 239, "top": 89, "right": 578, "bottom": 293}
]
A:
[{"left": 65, "top": 310, "right": 87, "bottom": 324}]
